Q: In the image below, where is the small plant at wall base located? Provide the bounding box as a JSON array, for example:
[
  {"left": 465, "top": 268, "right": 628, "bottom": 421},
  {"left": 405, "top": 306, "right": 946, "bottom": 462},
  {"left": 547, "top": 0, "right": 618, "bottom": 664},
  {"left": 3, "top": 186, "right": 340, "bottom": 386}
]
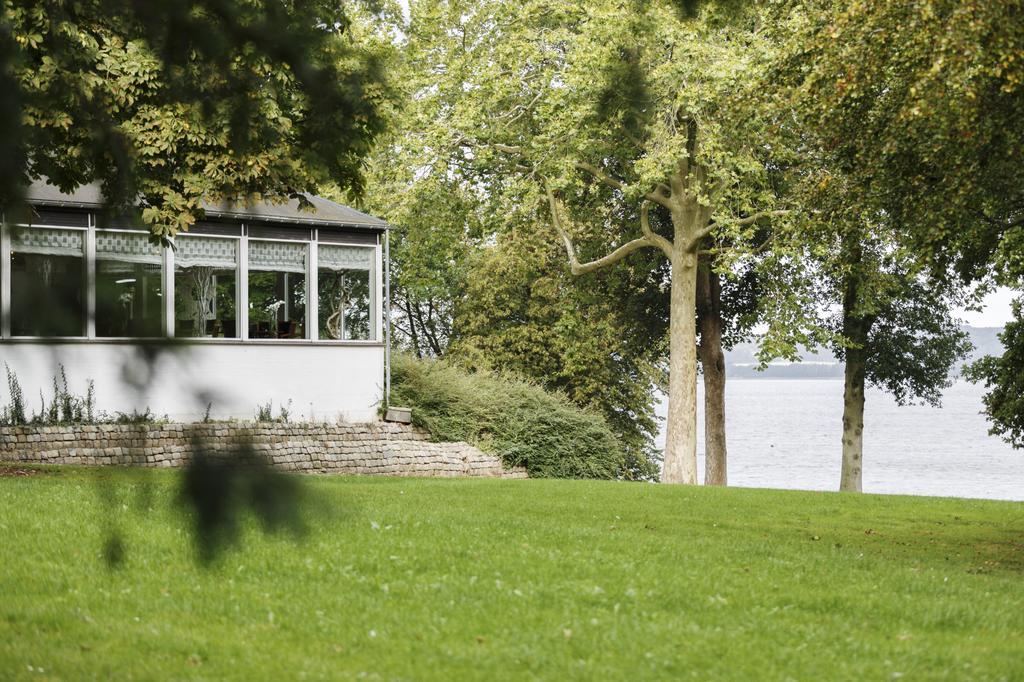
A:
[
  {"left": 255, "top": 399, "right": 293, "bottom": 423},
  {"left": 256, "top": 401, "right": 273, "bottom": 422},
  {"left": 112, "top": 408, "right": 164, "bottom": 425},
  {"left": 2, "top": 363, "right": 27, "bottom": 426},
  {"left": 0, "top": 365, "right": 159, "bottom": 427}
]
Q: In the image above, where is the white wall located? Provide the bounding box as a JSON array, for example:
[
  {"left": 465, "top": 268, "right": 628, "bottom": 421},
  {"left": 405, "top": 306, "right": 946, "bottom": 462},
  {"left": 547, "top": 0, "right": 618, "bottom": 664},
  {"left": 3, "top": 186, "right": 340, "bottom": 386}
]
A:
[{"left": 0, "top": 342, "right": 384, "bottom": 422}]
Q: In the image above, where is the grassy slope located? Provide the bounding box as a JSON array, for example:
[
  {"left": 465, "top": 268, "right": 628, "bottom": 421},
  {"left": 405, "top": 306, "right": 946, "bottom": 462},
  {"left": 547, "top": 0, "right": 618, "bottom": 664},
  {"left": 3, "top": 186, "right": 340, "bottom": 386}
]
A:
[{"left": 1, "top": 469, "right": 1022, "bottom": 680}]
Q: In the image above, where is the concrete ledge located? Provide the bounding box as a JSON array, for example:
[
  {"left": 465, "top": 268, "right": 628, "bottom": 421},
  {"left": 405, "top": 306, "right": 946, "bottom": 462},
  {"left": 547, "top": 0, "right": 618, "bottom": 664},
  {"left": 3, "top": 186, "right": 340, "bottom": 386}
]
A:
[{"left": 0, "top": 422, "right": 528, "bottom": 479}]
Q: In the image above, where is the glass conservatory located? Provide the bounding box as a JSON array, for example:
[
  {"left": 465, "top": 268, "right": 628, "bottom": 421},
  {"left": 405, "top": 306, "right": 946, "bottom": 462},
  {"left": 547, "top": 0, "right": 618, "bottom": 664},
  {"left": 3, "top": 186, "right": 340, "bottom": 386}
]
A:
[{"left": 0, "top": 181, "right": 388, "bottom": 422}]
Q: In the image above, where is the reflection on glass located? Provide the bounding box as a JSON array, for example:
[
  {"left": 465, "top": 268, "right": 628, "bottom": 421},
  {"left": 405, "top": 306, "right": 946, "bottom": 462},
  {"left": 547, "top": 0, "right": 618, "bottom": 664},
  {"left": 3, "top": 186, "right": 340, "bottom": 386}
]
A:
[
  {"left": 317, "top": 244, "right": 373, "bottom": 340},
  {"left": 318, "top": 269, "right": 371, "bottom": 340},
  {"left": 95, "top": 231, "right": 163, "bottom": 337},
  {"left": 248, "top": 240, "right": 306, "bottom": 339},
  {"left": 174, "top": 236, "right": 238, "bottom": 338},
  {"left": 10, "top": 227, "right": 85, "bottom": 336}
]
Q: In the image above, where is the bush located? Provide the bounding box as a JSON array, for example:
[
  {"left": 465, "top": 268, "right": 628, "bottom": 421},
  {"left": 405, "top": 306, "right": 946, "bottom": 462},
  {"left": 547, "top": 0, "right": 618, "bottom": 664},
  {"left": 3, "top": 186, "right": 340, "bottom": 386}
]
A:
[{"left": 390, "top": 354, "right": 626, "bottom": 479}]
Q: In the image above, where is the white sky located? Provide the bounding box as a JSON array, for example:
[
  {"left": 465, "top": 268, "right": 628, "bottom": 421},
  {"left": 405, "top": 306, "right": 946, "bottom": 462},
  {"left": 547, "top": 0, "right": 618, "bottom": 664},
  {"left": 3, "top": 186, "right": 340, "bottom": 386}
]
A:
[{"left": 960, "top": 286, "right": 1017, "bottom": 328}]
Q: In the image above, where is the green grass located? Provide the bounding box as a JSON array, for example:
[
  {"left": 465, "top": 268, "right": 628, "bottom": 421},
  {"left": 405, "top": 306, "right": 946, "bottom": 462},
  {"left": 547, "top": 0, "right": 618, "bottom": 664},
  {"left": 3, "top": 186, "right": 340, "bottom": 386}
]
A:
[{"left": 1, "top": 468, "right": 1023, "bottom": 680}]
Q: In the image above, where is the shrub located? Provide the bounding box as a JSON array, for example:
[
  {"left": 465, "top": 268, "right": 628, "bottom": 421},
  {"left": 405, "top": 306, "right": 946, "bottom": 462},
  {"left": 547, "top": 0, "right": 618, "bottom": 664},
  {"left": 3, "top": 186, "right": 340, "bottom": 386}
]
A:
[{"left": 390, "top": 354, "right": 626, "bottom": 479}]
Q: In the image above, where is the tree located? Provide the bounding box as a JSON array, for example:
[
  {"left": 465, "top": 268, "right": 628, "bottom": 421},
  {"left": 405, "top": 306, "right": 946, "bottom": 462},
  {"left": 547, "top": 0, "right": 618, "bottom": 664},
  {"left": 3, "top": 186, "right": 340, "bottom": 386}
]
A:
[
  {"left": 532, "top": 3, "right": 794, "bottom": 483},
  {"left": 822, "top": 220, "right": 971, "bottom": 492},
  {"left": 1, "top": 0, "right": 391, "bottom": 237},
  {"left": 399, "top": 0, "right": 796, "bottom": 484},
  {"left": 449, "top": 219, "right": 666, "bottom": 479},
  {"left": 774, "top": 0, "right": 1024, "bottom": 446},
  {"left": 350, "top": 0, "right": 671, "bottom": 473},
  {"left": 965, "top": 300, "right": 1024, "bottom": 448},
  {"left": 696, "top": 254, "right": 768, "bottom": 485}
]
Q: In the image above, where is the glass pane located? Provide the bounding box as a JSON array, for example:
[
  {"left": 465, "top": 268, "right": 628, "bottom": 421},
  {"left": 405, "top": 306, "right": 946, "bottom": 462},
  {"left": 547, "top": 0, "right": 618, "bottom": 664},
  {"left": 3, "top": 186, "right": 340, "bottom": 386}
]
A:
[
  {"left": 10, "top": 227, "right": 85, "bottom": 336},
  {"left": 96, "top": 231, "right": 163, "bottom": 337},
  {"left": 318, "top": 268, "right": 371, "bottom": 340},
  {"left": 174, "top": 236, "right": 238, "bottom": 338},
  {"left": 248, "top": 241, "right": 306, "bottom": 339}
]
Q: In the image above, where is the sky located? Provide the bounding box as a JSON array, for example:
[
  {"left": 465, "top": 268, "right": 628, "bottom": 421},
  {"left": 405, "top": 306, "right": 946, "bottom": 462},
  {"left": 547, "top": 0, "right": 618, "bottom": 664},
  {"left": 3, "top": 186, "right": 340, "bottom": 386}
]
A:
[{"left": 960, "top": 287, "right": 1017, "bottom": 328}]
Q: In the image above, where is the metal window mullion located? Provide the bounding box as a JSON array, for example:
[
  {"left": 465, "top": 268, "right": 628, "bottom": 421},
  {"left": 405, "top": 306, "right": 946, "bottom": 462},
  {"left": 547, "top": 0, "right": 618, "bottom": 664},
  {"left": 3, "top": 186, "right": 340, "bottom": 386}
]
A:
[
  {"left": 164, "top": 240, "right": 175, "bottom": 338},
  {"left": 308, "top": 236, "right": 318, "bottom": 341},
  {"left": 85, "top": 216, "right": 96, "bottom": 338},
  {"left": 239, "top": 227, "right": 249, "bottom": 341},
  {"left": 0, "top": 215, "right": 10, "bottom": 339},
  {"left": 384, "top": 228, "right": 390, "bottom": 403},
  {"left": 373, "top": 238, "right": 382, "bottom": 342}
]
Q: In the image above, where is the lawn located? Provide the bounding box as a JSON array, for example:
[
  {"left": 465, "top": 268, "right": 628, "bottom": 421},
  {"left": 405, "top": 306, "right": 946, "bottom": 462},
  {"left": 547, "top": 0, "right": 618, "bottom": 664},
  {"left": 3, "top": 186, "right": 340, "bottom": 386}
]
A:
[{"left": 1, "top": 468, "right": 1022, "bottom": 680}]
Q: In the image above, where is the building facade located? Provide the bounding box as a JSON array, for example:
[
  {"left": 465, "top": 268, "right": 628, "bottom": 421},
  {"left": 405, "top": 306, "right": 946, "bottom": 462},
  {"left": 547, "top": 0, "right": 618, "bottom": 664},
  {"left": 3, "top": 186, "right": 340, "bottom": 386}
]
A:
[{"left": 0, "top": 181, "right": 388, "bottom": 422}]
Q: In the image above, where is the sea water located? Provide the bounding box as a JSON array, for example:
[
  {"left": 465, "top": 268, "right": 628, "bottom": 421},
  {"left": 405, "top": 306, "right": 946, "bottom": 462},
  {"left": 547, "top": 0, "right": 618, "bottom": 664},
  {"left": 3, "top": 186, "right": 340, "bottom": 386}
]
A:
[{"left": 655, "top": 380, "right": 1024, "bottom": 501}]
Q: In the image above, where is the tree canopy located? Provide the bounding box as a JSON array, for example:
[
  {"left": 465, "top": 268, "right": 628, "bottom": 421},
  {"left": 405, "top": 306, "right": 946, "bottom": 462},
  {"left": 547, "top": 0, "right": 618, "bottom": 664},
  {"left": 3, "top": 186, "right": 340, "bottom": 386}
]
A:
[{"left": 1, "top": 0, "right": 392, "bottom": 237}]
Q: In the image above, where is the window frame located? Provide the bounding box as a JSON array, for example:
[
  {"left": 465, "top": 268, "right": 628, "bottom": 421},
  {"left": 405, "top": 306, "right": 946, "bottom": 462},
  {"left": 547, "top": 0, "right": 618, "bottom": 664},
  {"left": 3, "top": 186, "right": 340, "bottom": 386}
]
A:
[
  {"left": 316, "top": 240, "right": 378, "bottom": 342},
  {"left": 170, "top": 232, "right": 242, "bottom": 341},
  {"left": 4, "top": 220, "right": 90, "bottom": 340},
  {"left": 0, "top": 213, "right": 383, "bottom": 346},
  {"left": 245, "top": 236, "right": 311, "bottom": 343},
  {"left": 93, "top": 227, "right": 167, "bottom": 339}
]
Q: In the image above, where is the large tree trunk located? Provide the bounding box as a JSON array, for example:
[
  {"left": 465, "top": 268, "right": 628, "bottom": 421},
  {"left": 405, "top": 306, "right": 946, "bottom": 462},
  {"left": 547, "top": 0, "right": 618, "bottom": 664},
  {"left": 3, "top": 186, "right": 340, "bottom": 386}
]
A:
[
  {"left": 839, "top": 235, "right": 871, "bottom": 493},
  {"left": 662, "top": 247, "right": 699, "bottom": 484},
  {"left": 840, "top": 340, "right": 866, "bottom": 492},
  {"left": 697, "top": 265, "right": 727, "bottom": 486}
]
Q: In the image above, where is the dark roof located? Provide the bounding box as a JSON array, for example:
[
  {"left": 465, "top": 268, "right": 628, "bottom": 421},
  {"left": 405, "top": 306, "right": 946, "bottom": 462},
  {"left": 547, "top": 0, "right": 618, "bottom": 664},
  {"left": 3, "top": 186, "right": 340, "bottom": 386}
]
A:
[{"left": 24, "top": 179, "right": 388, "bottom": 231}]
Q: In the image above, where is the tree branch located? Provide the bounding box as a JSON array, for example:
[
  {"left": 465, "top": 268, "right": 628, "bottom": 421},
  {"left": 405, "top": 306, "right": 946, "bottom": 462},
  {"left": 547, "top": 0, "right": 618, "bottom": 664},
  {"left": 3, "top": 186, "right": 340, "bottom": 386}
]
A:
[
  {"left": 574, "top": 161, "right": 674, "bottom": 209},
  {"left": 726, "top": 209, "right": 790, "bottom": 228},
  {"left": 639, "top": 201, "right": 673, "bottom": 258},
  {"left": 684, "top": 210, "right": 790, "bottom": 253},
  {"left": 545, "top": 181, "right": 664, "bottom": 275},
  {"left": 575, "top": 161, "right": 625, "bottom": 191}
]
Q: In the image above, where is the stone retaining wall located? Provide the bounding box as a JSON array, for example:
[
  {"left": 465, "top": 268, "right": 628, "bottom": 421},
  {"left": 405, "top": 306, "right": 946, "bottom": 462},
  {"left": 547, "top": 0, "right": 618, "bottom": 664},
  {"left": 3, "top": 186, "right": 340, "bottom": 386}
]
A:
[{"left": 0, "top": 422, "right": 527, "bottom": 479}]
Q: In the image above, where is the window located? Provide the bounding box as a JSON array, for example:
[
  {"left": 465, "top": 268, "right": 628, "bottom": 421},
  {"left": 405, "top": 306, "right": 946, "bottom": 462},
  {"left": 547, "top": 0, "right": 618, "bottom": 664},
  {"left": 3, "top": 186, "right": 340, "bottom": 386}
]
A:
[
  {"left": 10, "top": 227, "right": 85, "bottom": 336},
  {"left": 248, "top": 240, "right": 306, "bottom": 339},
  {"left": 318, "top": 244, "right": 373, "bottom": 340},
  {"left": 2, "top": 216, "right": 380, "bottom": 344},
  {"left": 95, "top": 231, "right": 163, "bottom": 337},
  {"left": 174, "top": 236, "right": 238, "bottom": 338}
]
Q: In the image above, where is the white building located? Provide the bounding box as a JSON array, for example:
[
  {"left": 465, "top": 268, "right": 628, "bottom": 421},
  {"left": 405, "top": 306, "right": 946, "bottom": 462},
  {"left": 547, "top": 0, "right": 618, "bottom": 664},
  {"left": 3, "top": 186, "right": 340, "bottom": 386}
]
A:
[{"left": 0, "top": 181, "right": 389, "bottom": 422}]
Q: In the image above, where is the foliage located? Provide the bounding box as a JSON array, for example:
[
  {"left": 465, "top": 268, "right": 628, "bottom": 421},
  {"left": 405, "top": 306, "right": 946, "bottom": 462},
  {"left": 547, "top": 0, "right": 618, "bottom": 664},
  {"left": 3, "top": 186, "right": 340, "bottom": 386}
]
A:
[
  {"left": 965, "top": 299, "right": 1024, "bottom": 448},
  {"left": 773, "top": 0, "right": 1024, "bottom": 445},
  {"left": 179, "top": 443, "right": 307, "bottom": 564},
  {"left": 37, "top": 366, "right": 97, "bottom": 424},
  {"left": 774, "top": 0, "right": 1024, "bottom": 283},
  {"left": 389, "top": 353, "right": 630, "bottom": 479},
  {"left": 793, "top": 214, "right": 974, "bottom": 408},
  {"left": 3, "top": 471, "right": 1024, "bottom": 678},
  {"left": 351, "top": 1, "right": 668, "bottom": 467},
  {"left": 856, "top": 280, "right": 972, "bottom": 406},
  {"left": 449, "top": 231, "right": 664, "bottom": 477},
  {"left": 1, "top": 0, "right": 394, "bottom": 238},
  {"left": 111, "top": 407, "right": 162, "bottom": 425}
]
